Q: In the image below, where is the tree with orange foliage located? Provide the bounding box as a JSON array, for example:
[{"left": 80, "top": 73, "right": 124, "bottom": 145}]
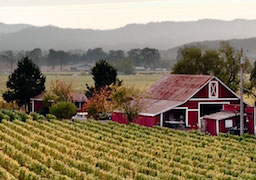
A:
[{"left": 82, "top": 87, "right": 112, "bottom": 120}]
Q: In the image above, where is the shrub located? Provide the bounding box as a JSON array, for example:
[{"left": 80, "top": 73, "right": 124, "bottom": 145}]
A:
[
  {"left": 0, "top": 112, "right": 7, "bottom": 122},
  {"left": 46, "top": 114, "right": 57, "bottom": 121},
  {"left": 1, "top": 110, "right": 15, "bottom": 121},
  {"left": 29, "top": 112, "right": 45, "bottom": 121},
  {"left": 15, "top": 112, "right": 29, "bottom": 122},
  {"left": 49, "top": 101, "right": 77, "bottom": 119}
]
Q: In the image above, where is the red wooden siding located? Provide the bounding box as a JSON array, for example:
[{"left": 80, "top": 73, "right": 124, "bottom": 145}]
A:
[
  {"left": 218, "top": 118, "right": 239, "bottom": 133},
  {"left": 112, "top": 112, "right": 128, "bottom": 125},
  {"left": 182, "top": 100, "right": 240, "bottom": 110},
  {"left": 112, "top": 112, "right": 159, "bottom": 127},
  {"left": 134, "top": 115, "right": 159, "bottom": 127},
  {"left": 193, "top": 78, "right": 237, "bottom": 99},
  {"left": 245, "top": 107, "right": 254, "bottom": 134},
  {"left": 193, "top": 85, "right": 208, "bottom": 98}
]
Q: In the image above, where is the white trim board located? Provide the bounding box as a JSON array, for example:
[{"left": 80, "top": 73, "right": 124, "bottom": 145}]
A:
[
  {"left": 190, "top": 98, "right": 239, "bottom": 101},
  {"left": 188, "top": 109, "right": 199, "bottom": 112},
  {"left": 30, "top": 98, "right": 43, "bottom": 101},
  {"left": 216, "top": 120, "right": 219, "bottom": 135}
]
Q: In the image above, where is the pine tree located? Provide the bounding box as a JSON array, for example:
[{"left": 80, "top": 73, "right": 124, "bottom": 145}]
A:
[
  {"left": 85, "top": 59, "right": 122, "bottom": 97},
  {"left": 3, "top": 57, "right": 45, "bottom": 112}
]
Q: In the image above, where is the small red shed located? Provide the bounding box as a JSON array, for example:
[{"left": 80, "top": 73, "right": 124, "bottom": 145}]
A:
[
  {"left": 30, "top": 92, "right": 87, "bottom": 112},
  {"left": 112, "top": 74, "right": 254, "bottom": 135}
]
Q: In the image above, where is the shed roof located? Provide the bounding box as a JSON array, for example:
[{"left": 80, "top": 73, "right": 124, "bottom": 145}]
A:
[
  {"left": 146, "top": 74, "right": 213, "bottom": 101},
  {"left": 139, "top": 99, "right": 183, "bottom": 116},
  {"left": 202, "top": 111, "right": 238, "bottom": 121},
  {"left": 31, "top": 92, "right": 87, "bottom": 102}
]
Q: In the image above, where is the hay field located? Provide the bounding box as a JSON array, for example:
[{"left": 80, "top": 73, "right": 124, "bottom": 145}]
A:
[{"left": 0, "top": 72, "right": 164, "bottom": 94}]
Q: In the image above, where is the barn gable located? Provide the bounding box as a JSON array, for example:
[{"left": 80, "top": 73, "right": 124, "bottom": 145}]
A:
[{"left": 192, "top": 77, "right": 239, "bottom": 99}]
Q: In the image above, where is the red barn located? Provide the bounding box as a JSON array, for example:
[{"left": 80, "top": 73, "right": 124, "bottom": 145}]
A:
[{"left": 112, "top": 74, "right": 255, "bottom": 135}]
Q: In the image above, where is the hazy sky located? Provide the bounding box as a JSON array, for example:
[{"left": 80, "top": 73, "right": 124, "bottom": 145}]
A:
[{"left": 0, "top": 0, "right": 256, "bottom": 29}]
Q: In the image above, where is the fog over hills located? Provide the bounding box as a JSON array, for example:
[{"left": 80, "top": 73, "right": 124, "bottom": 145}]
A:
[
  {"left": 0, "top": 22, "right": 34, "bottom": 34},
  {"left": 1, "top": 19, "right": 256, "bottom": 51}
]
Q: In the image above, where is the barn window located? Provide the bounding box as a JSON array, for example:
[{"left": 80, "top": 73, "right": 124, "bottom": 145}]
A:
[
  {"left": 225, "top": 119, "right": 233, "bottom": 128},
  {"left": 209, "top": 81, "right": 218, "bottom": 98}
]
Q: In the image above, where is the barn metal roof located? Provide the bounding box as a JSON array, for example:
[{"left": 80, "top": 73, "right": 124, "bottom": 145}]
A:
[
  {"left": 202, "top": 111, "right": 238, "bottom": 121},
  {"left": 138, "top": 74, "right": 215, "bottom": 116},
  {"left": 146, "top": 74, "right": 214, "bottom": 101},
  {"left": 139, "top": 99, "right": 183, "bottom": 116}
]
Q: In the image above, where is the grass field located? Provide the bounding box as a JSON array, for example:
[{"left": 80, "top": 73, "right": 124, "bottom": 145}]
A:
[
  {"left": 0, "top": 72, "right": 163, "bottom": 94},
  {"left": 0, "top": 72, "right": 255, "bottom": 105},
  {"left": 0, "top": 119, "right": 256, "bottom": 179}
]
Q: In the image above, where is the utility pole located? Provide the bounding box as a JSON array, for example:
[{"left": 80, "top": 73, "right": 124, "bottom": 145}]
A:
[{"left": 240, "top": 48, "right": 245, "bottom": 136}]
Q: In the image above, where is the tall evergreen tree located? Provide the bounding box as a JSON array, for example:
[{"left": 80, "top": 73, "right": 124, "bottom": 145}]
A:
[
  {"left": 3, "top": 57, "right": 45, "bottom": 112},
  {"left": 85, "top": 59, "right": 121, "bottom": 97}
]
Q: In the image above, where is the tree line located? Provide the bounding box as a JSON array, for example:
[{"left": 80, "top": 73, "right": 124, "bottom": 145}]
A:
[
  {"left": 172, "top": 42, "right": 253, "bottom": 91},
  {"left": 0, "top": 47, "right": 165, "bottom": 74}
]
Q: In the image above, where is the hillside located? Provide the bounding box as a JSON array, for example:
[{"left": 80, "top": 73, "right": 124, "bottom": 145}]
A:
[
  {"left": 164, "top": 38, "right": 256, "bottom": 62},
  {"left": 0, "top": 22, "right": 34, "bottom": 34},
  {"left": 0, "top": 119, "right": 256, "bottom": 179},
  {"left": 1, "top": 19, "right": 256, "bottom": 51}
]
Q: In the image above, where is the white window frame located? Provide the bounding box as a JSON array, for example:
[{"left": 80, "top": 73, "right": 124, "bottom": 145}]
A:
[
  {"left": 209, "top": 81, "right": 218, "bottom": 98},
  {"left": 225, "top": 119, "right": 233, "bottom": 128}
]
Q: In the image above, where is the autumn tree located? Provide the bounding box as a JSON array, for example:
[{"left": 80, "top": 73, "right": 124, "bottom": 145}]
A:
[
  {"left": 111, "top": 86, "right": 143, "bottom": 123},
  {"left": 83, "top": 87, "right": 112, "bottom": 120}
]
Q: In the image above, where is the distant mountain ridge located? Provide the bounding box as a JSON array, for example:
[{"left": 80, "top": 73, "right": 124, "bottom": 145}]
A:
[
  {"left": 0, "top": 19, "right": 256, "bottom": 51},
  {"left": 0, "top": 22, "right": 34, "bottom": 34}
]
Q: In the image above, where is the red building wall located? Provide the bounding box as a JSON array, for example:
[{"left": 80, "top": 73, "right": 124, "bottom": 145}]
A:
[
  {"left": 193, "top": 78, "right": 237, "bottom": 98},
  {"left": 112, "top": 112, "right": 159, "bottom": 127},
  {"left": 245, "top": 107, "right": 254, "bottom": 134},
  {"left": 218, "top": 118, "right": 239, "bottom": 133},
  {"left": 112, "top": 112, "right": 128, "bottom": 125}
]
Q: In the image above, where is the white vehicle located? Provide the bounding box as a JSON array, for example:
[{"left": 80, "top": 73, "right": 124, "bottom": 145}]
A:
[{"left": 72, "top": 112, "right": 88, "bottom": 121}]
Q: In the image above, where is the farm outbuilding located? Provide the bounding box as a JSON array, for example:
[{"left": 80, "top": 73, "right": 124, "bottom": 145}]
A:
[
  {"left": 30, "top": 92, "right": 87, "bottom": 112},
  {"left": 112, "top": 74, "right": 255, "bottom": 135}
]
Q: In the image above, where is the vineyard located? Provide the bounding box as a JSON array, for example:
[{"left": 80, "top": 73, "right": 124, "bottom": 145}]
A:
[{"left": 0, "top": 119, "right": 256, "bottom": 180}]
